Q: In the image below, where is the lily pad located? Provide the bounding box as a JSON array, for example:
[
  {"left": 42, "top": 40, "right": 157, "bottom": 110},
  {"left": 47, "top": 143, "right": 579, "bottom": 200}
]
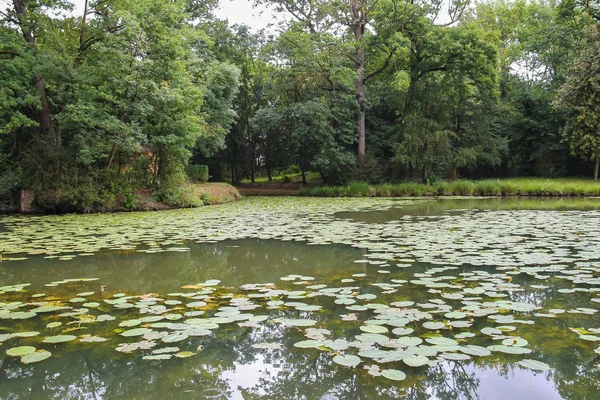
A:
[
  {"left": 43, "top": 335, "right": 77, "bottom": 344},
  {"left": 333, "top": 355, "right": 361, "bottom": 367},
  {"left": 7, "top": 346, "right": 36, "bottom": 357},
  {"left": 381, "top": 369, "right": 407, "bottom": 381},
  {"left": 517, "top": 359, "right": 551, "bottom": 371},
  {"left": 21, "top": 350, "right": 52, "bottom": 364}
]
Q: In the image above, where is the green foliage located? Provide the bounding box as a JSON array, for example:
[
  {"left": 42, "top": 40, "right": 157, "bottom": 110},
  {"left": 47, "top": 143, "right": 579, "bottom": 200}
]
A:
[
  {"left": 0, "top": 0, "right": 239, "bottom": 212},
  {"left": 301, "top": 178, "right": 600, "bottom": 197},
  {"left": 555, "top": 24, "right": 600, "bottom": 177},
  {"left": 187, "top": 165, "right": 210, "bottom": 183}
]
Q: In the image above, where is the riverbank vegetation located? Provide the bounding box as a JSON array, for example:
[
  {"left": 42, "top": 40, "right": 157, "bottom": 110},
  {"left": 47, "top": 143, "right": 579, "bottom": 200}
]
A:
[
  {"left": 1, "top": 0, "right": 600, "bottom": 212},
  {"left": 299, "top": 178, "right": 600, "bottom": 197}
]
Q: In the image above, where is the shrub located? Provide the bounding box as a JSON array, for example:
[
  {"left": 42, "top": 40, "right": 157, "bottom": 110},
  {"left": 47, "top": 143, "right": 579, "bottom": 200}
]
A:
[{"left": 187, "top": 165, "right": 209, "bottom": 183}]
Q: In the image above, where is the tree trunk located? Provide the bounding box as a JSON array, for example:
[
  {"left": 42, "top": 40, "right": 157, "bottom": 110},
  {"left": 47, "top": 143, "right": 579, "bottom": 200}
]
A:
[
  {"left": 452, "top": 166, "right": 458, "bottom": 181},
  {"left": 595, "top": 153, "right": 599, "bottom": 182},
  {"left": 301, "top": 168, "right": 307, "bottom": 185},
  {"left": 107, "top": 144, "right": 119, "bottom": 169},
  {"left": 267, "top": 165, "right": 272, "bottom": 182},
  {"left": 351, "top": 1, "right": 367, "bottom": 165}
]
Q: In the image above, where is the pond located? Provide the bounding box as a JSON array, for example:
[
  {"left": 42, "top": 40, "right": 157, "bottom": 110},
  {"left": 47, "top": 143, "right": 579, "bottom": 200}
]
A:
[{"left": 0, "top": 197, "right": 599, "bottom": 399}]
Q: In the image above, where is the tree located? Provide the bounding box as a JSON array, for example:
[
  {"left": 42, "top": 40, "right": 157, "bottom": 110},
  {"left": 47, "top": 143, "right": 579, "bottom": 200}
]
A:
[{"left": 555, "top": 24, "right": 600, "bottom": 180}]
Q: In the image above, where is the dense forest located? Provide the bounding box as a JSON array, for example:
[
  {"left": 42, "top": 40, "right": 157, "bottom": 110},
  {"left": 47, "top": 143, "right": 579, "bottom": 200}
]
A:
[{"left": 1, "top": 0, "right": 600, "bottom": 211}]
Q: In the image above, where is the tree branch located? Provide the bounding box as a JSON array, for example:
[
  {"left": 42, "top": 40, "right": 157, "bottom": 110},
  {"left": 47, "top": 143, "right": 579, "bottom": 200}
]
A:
[{"left": 365, "top": 47, "right": 396, "bottom": 81}]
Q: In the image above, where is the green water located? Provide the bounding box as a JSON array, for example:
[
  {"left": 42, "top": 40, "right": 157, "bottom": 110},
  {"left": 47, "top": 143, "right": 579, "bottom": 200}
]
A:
[{"left": 0, "top": 197, "right": 599, "bottom": 399}]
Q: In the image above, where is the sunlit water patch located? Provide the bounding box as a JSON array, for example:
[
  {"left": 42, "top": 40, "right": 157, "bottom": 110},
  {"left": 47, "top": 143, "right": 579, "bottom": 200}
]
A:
[{"left": 1, "top": 197, "right": 600, "bottom": 399}]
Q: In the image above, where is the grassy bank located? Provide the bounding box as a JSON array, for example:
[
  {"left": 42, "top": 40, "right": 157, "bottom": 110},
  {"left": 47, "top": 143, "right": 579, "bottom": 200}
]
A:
[
  {"left": 298, "top": 178, "right": 600, "bottom": 197},
  {"left": 12, "top": 183, "right": 242, "bottom": 214}
]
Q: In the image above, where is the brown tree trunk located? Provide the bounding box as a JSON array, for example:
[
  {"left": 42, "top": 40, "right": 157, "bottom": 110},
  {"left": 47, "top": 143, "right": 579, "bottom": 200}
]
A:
[
  {"left": 301, "top": 168, "right": 307, "bottom": 185},
  {"left": 351, "top": 1, "right": 367, "bottom": 165},
  {"left": 595, "top": 153, "right": 599, "bottom": 182}
]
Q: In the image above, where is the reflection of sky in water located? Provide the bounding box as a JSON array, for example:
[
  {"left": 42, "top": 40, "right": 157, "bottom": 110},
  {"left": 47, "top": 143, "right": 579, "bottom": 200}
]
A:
[
  {"left": 221, "top": 355, "right": 281, "bottom": 399},
  {"left": 221, "top": 358, "right": 563, "bottom": 400},
  {"left": 434, "top": 364, "right": 562, "bottom": 400}
]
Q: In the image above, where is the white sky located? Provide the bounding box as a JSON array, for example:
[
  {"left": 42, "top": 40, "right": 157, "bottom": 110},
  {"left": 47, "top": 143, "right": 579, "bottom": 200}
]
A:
[{"left": 60, "top": 0, "right": 278, "bottom": 32}]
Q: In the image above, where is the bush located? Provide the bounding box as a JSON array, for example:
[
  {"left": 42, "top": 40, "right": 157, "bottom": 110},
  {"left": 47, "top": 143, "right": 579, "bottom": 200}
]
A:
[{"left": 187, "top": 165, "right": 209, "bottom": 183}]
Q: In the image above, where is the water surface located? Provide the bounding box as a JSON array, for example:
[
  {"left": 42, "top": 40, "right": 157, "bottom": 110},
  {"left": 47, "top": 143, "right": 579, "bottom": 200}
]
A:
[{"left": 0, "top": 197, "right": 599, "bottom": 399}]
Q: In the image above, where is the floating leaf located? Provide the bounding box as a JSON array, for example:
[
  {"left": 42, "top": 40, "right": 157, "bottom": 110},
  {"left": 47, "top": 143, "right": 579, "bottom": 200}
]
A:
[
  {"left": 7, "top": 346, "right": 36, "bottom": 357},
  {"left": 404, "top": 355, "right": 430, "bottom": 367},
  {"left": 21, "top": 350, "right": 51, "bottom": 364},
  {"left": 517, "top": 359, "right": 551, "bottom": 372},
  {"left": 333, "top": 355, "right": 361, "bottom": 367},
  {"left": 294, "top": 340, "right": 325, "bottom": 349},
  {"left": 43, "top": 335, "right": 77, "bottom": 344},
  {"left": 381, "top": 369, "right": 406, "bottom": 381},
  {"left": 120, "top": 328, "right": 152, "bottom": 338}
]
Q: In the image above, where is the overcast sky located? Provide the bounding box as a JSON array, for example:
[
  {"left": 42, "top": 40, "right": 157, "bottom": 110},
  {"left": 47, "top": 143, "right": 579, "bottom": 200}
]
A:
[{"left": 58, "top": 0, "right": 278, "bottom": 32}]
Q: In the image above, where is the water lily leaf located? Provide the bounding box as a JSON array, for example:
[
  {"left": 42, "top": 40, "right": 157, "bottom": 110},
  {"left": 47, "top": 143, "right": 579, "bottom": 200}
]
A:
[
  {"left": 426, "top": 337, "right": 458, "bottom": 347},
  {"left": 152, "top": 347, "right": 180, "bottom": 355},
  {"left": 333, "top": 355, "right": 361, "bottom": 367},
  {"left": 488, "top": 345, "right": 532, "bottom": 354},
  {"left": 11, "top": 332, "right": 40, "bottom": 338},
  {"left": 143, "top": 355, "right": 171, "bottom": 360},
  {"left": 360, "top": 325, "right": 388, "bottom": 334},
  {"left": 46, "top": 322, "right": 62, "bottom": 329},
  {"left": 80, "top": 336, "right": 107, "bottom": 343},
  {"left": 175, "top": 351, "right": 196, "bottom": 358},
  {"left": 517, "top": 359, "right": 551, "bottom": 372},
  {"left": 162, "top": 333, "right": 188, "bottom": 343},
  {"left": 460, "top": 345, "right": 491, "bottom": 357},
  {"left": 481, "top": 327, "right": 502, "bottom": 336},
  {"left": 120, "top": 328, "right": 152, "bottom": 337},
  {"left": 403, "top": 355, "right": 429, "bottom": 367},
  {"left": 119, "top": 319, "right": 142, "bottom": 328},
  {"left": 21, "top": 350, "right": 51, "bottom": 364},
  {"left": 392, "top": 328, "right": 414, "bottom": 336},
  {"left": 397, "top": 337, "right": 423, "bottom": 346},
  {"left": 43, "top": 335, "right": 77, "bottom": 344},
  {"left": 502, "top": 338, "right": 529, "bottom": 347},
  {"left": 423, "top": 322, "right": 445, "bottom": 330},
  {"left": 7, "top": 346, "right": 36, "bottom": 357},
  {"left": 294, "top": 340, "right": 325, "bottom": 349},
  {"left": 381, "top": 369, "right": 406, "bottom": 381}
]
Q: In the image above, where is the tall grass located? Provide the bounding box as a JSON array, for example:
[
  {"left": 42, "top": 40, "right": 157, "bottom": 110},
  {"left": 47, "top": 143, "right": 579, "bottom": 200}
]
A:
[{"left": 299, "top": 178, "right": 600, "bottom": 197}]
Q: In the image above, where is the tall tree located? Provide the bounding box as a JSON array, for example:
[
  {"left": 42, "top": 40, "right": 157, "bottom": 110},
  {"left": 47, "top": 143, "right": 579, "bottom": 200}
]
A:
[{"left": 555, "top": 24, "right": 600, "bottom": 180}]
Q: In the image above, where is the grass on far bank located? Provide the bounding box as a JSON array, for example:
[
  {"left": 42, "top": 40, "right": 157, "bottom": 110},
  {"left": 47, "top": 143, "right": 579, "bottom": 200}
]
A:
[{"left": 299, "top": 178, "right": 600, "bottom": 197}]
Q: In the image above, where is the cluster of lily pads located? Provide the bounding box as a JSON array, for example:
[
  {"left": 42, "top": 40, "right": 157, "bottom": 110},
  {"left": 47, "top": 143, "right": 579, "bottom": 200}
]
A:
[
  {"left": 1, "top": 197, "right": 600, "bottom": 384},
  {"left": 2, "top": 258, "right": 598, "bottom": 383}
]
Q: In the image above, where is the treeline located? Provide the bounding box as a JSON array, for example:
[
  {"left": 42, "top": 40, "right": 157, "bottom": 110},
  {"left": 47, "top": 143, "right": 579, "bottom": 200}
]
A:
[
  {"left": 1, "top": 1, "right": 600, "bottom": 212},
  {"left": 201, "top": 0, "right": 600, "bottom": 185}
]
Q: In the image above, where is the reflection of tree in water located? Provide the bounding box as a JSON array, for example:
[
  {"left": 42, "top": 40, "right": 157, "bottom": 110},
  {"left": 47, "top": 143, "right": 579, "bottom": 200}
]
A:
[
  {"left": 0, "top": 239, "right": 362, "bottom": 293},
  {"left": 1, "top": 241, "right": 600, "bottom": 398}
]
